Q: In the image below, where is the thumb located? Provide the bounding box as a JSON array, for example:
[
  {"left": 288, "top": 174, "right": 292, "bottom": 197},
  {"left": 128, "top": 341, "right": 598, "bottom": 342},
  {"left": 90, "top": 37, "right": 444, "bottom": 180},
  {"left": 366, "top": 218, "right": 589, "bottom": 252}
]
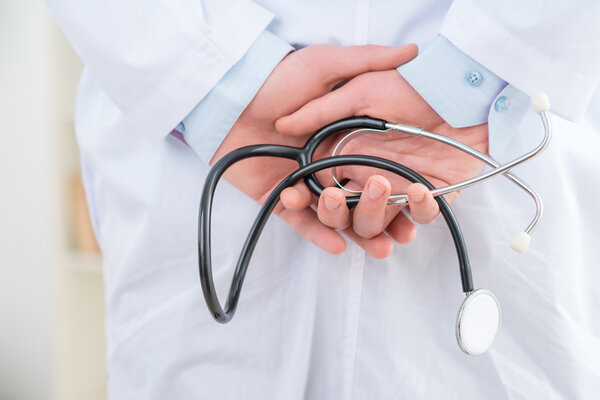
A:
[
  {"left": 275, "top": 44, "right": 417, "bottom": 136},
  {"left": 276, "top": 74, "right": 364, "bottom": 136}
]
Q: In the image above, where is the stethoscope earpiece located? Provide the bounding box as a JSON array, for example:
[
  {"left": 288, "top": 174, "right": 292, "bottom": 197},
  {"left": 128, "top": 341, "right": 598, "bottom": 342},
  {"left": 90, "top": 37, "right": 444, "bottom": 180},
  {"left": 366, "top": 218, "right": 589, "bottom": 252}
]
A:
[
  {"left": 531, "top": 92, "right": 550, "bottom": 114},
  {"left": 456, "top": 289, "right": 501, "bottom": 356},
  {"left": 509, "top": 231, "right": 532, "bottom": 253}
]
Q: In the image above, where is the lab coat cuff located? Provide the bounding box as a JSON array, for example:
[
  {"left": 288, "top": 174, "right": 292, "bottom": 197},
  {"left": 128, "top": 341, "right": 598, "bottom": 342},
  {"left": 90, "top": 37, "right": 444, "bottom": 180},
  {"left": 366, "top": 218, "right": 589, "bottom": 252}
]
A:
[
  {"left": 487, "top": 85, "right": 530, "bottom": 157},
  {"left": 397, "top": 35, "right": 507, "bottom": 128},
  {"left": 440, "top": 2, "right": 595, "bottom": 121},
  {"left": 180, "top": 31, "right": 293, "bottom": 164},
  {"left": 118, "top": 0, "right": 276, "bottom": 143}
]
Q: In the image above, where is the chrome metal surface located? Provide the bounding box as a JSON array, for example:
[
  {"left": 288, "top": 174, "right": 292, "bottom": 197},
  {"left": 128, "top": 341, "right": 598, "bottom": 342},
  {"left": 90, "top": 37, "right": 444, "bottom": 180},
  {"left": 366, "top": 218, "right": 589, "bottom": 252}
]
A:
[
  {"left": 331, "top": 128, "right": 388, "bottom": 194},
  {"left": 329, "top": 111, "right": 551, "bottom": 234},
  {"left": 455, "top": 289, "right": 501, "bottom": 356}
]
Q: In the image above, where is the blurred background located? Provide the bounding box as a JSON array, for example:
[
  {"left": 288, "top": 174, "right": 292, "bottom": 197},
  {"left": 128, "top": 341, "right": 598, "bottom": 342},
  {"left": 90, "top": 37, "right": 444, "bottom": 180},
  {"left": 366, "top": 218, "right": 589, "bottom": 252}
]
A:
[{"left": 1, "top": 1, "right": 107, "bottom": 399}]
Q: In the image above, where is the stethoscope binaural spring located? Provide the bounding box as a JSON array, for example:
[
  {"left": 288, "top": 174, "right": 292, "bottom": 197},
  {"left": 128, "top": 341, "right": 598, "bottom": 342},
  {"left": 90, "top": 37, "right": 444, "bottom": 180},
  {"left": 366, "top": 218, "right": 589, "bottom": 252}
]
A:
[{"left": 197, "top": 93, "right": 551, "bottom": 355}]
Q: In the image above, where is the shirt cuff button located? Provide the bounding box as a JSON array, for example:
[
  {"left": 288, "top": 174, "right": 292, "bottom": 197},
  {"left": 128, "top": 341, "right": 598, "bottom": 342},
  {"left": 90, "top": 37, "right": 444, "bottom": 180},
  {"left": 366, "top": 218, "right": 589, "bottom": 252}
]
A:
[
  {"left": 466, "top": 70, "right": 483, "bottom": 86},
  {"left": 494, "top": 96, "right": 510, "bottom": 112}
]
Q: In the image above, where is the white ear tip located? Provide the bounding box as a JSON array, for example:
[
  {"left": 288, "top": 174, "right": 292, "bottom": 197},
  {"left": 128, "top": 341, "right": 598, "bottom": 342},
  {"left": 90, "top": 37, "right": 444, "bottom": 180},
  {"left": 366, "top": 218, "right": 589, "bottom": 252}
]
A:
[
  {"left": 531, "top": 93, "right": 550, "bottom": 114},
  {"left": 509, "top": 232, "right": 531, "bottom": 253}
]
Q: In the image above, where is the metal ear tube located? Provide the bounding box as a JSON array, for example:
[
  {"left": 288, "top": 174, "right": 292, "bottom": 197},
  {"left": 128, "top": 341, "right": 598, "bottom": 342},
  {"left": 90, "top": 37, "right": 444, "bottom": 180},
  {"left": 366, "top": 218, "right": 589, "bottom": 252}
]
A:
[{"left": 331, "top": 93, "right": 551, "bottom": 254}]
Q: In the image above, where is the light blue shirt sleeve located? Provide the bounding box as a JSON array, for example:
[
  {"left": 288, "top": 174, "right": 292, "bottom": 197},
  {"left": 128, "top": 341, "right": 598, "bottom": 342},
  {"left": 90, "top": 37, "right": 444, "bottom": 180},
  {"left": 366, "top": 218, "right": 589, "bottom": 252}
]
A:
[
  {"left": 177, "top": 31, "right": 293, "bottom": 164},
  {"left": 398, "top": 35, "right": 507, "bottom": 128}
]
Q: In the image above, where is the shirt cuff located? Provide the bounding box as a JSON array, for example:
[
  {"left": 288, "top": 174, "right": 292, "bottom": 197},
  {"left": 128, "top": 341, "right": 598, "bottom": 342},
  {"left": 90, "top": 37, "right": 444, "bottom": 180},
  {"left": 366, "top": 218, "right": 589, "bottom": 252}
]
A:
[
  {"left": 177, "top": 30, "right": 293, "bottom": 164},
  {"left": 397, "top": 35, "right": 507, "bottom": 128}
]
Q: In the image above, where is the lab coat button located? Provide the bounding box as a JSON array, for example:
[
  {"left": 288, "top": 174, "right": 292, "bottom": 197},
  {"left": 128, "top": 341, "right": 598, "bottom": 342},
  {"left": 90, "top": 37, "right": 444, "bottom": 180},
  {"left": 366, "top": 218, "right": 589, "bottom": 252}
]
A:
[
  {"left": 466, "top": 70, "right": 483, "bottom": 86},
  {"left": 494, "top": 96, "right": 509, "bottom": 112}
]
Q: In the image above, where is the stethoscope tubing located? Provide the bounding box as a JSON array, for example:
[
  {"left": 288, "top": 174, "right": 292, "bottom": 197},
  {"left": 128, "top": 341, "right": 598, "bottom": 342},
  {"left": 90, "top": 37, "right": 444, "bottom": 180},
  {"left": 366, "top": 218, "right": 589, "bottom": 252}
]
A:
[
  {"left": 199, "top": 148, "right": 474, "bottom": 323},
  {"left": 198, "top": 106, "right": 550, "bottom": 323}
]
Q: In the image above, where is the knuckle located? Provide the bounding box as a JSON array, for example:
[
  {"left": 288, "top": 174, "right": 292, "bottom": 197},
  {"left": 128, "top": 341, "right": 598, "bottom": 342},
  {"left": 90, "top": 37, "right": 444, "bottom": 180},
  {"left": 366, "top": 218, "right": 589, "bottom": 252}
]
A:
[
  {"left": 318, "top": 210, "right": 348, "bottom": 230},
  {"left": 416, "top": 213, "right": 438, "bottom": 225},
  {"left": 360, "top": 44, "right": 380, "bottom": 53},
  {"left": 318, "top": 216, "right": 336, "bottom": 229},
  {"left": 354, "top": 224, "right": 380, "bottom": 239},
  {"left": 336, "top": 220, "right": 352, "bottom": 231},
  {"left": 368, "top": 238, "right": 393, "bottom": 259}
]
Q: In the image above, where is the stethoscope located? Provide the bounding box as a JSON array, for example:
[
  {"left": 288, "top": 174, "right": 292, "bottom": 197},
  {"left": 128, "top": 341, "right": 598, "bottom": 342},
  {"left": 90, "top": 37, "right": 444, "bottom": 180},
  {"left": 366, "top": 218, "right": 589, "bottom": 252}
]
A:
[{"left": 197, "top": 93, "right": 551, "bottom": 355}]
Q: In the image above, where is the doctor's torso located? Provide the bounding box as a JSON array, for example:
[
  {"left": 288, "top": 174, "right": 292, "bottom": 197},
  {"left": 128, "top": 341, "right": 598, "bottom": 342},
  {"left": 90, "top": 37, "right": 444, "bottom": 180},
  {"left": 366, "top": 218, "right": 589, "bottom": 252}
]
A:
[{"left": 73, "top": 1, "right": 600, "bottom": 399}]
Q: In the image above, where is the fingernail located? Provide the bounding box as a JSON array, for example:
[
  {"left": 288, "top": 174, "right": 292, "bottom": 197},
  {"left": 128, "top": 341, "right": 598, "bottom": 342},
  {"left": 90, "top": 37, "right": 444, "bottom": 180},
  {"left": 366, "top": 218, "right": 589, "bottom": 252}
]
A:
[
  {"left": 409, "top": 192, "right": 425, "bottom": 203},
  {"left": 324, "top": 195, "right": 340, "bottom": 210},
  {"left": 367, "top": 180, "right": 386, "bottom": 200}
]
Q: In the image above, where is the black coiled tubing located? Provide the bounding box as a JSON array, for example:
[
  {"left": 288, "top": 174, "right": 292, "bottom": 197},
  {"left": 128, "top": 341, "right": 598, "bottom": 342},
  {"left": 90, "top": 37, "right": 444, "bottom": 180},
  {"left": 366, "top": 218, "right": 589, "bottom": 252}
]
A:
[{"left": 198, "top": 117, "right": 473, "bottom": 322}]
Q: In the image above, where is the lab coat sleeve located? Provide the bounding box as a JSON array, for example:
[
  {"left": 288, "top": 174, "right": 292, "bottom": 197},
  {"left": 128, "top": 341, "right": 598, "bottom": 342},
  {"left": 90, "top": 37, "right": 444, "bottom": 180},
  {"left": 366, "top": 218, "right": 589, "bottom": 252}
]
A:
[
  {"left": 440, "top": 0, "right": 600, "bottom": 121},
  {"left": 46, "top": 0, "right": 275, "bottom": 141},
  {"left": 178, "top": 31, "right": 293, "bottom": 165}
]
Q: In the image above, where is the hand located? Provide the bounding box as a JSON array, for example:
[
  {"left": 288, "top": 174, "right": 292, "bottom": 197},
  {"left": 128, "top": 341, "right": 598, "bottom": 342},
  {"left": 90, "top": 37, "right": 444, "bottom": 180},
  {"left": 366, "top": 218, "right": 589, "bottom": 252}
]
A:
[
  {"left": 211, "top": 44, "right": 418, "bottom": 256},
  {"left": 276, "top": 70, "right": 488, "bottom": 258}
]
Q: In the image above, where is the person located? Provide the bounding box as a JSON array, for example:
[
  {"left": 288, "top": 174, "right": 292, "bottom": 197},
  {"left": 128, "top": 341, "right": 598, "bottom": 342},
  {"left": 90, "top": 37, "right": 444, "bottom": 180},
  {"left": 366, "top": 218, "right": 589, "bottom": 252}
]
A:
[{"left": 47, "top": 0, "right": 600, "bottom": 398}]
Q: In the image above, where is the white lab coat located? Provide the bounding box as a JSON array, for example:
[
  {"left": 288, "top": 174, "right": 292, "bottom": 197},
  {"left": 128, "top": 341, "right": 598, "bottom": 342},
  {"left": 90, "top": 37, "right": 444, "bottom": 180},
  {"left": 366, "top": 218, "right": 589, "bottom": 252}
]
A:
[{"left": 47, "top": 1, "right": 600, "bottom": 398}]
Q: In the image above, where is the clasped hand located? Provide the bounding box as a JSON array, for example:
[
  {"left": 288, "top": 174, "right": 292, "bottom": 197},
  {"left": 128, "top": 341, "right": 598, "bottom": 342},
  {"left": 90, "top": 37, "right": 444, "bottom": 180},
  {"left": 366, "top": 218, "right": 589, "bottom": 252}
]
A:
[{"left": 211, "top": 44, "right": 487, "bottom": 258}]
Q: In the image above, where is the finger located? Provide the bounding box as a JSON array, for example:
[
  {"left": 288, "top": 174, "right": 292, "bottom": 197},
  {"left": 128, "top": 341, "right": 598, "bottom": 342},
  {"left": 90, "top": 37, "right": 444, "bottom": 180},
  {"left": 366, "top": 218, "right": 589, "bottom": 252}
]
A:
[
  {"left": 385, "top": 211, "right": 417, "bottom": 244},
  {"left": 343, "top": 228, "right": 394, "bottom": 259},
  {"left": 352, "top": 175, "right": 392, "bottom": 239},
  {"left": 276, "top": 78, "right": 360, "bottom": 136},
  {"left": 278, "top": 207, "right": 347, "bottom": 255},
  {"left": 280, "top": 182, "right": 313, "bottom": 210},
  {"left": 319, "top": 43, "right": 418, "bottom": 85},
  {"left": 317, "top": 187, "right": 351, "bottom": 230},
  {"left": 276, "top": 45, "right": 418, "bottom": 137},
  {"left": 407, "top": 183, "right": 440, "bottom": 224}
]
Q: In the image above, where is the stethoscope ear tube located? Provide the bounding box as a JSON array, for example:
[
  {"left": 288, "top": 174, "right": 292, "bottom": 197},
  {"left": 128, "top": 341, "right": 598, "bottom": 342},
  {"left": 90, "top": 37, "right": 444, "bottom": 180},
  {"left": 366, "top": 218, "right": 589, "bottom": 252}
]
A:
[{"left": 198, "top": 152, "right": 474, "bottom": 323}]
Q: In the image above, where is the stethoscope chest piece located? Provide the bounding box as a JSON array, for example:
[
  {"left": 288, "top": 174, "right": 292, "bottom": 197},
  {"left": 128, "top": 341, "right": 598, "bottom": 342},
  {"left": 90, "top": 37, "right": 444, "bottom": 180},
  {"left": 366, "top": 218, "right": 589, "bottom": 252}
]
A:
[{"left": 456, "top": 289, "right": 501, "bottom": 356}]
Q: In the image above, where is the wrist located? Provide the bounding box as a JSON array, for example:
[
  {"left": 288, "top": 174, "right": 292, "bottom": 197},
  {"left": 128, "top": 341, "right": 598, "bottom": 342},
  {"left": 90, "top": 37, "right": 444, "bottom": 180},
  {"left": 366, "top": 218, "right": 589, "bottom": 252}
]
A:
[{"left": 179, "top": 31, "right": 293, "bottom": 164}]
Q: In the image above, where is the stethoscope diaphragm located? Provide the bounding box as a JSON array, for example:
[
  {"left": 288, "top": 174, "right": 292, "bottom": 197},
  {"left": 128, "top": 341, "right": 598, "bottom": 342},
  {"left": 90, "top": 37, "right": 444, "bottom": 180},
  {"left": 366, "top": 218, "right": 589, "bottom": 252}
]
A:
[{"left": 456, "top": 289, "right": 501, "bottom": 355}]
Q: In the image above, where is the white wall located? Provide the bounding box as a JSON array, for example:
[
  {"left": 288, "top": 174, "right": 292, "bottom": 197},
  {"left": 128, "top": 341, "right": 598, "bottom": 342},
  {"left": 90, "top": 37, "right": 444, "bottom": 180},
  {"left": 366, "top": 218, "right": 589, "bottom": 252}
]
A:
[
  {"left": 0, "top": 1, "right": 54, "bottom": 399},
  {"left": 0, "top": 2, "right": 106, "bottom": 399}
]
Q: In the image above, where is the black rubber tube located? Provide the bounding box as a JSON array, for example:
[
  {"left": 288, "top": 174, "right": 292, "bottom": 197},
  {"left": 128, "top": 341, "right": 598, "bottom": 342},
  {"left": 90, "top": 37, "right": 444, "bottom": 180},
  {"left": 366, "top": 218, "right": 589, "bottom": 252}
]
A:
[
  {"left": 299, "top": 116, "right": 387, "bottom": 203},
  {"left": 198, "top": 152, "right": 474, "bottom": 323}
]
